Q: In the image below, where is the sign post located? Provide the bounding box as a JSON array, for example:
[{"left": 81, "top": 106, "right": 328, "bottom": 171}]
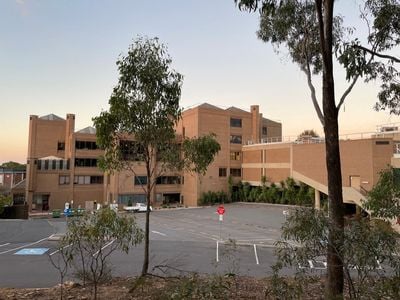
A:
[{"left": 216, "top": 205, "right": 225, "bottom": 241}]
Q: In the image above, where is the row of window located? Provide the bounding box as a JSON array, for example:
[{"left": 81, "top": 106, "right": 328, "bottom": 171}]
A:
[
  {"left": 133, "top": 176, "right": 182, "bottom": 185},
  {"left": 37, "top": 158, "right": 99, "bottom": 170},
  {"left": 59, "top": 175, "right": 104, "bottom": 185},
  {"left": 76, "top": 140, "right": 98, "bottom": 150},
  {"left": 219, "top": 168, "right": 241, "bottom": 177},
  {"left": 38, "top": 159, "right": 70, "bottom": 170},
  {"left": 57, "top": 141, "right": 99, "bottom": 151}
]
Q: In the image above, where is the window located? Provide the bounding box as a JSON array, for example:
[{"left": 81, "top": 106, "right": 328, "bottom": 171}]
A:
[
  {"left": 134, "top": 176, "right": 148, "bottom": 185},
  {"left": 0, "top": 174, "right": 3, "bottom": 185},
  {"left": 230, "top": 168, "right": 242, "bottom": 177},
  {"left": 219, "top": 168, "right": 227, "bottom": 177},
  {"left": 230, "top": 118, "right": 242, "bottom": 128},
  {"left": 59, "top": 175, "right": 70, "bottom": 185},
  {"left": 75, "top": 140, "right": 98, "bottom": 150},
  {"left": 262, "top": 126, "right": 267, "bottom": 135},
  {"left": 74, "top": 175, "right": 90, "bottom": 185},
  {"left": 57, "top": 142, "right": 65, "bottom": 151},
  {"left": 73, "top": 175, "right": 103, "bottom": 185},
  {"left": 120, "top": 140, "right": 144, "bottom": 161},
  {"left": 75, "top": 158, "right": 98, "bottom": 167},
  {"left": 156, "top": 176, "right": 181, "bottom": 184},
  {"left": 230, "top": 135, "right": 242, "bottom": 144},
  {"left": 376, "top": 141, "right": 390, "bottom": 145},
  {"left": 90, "top": 176, "right": 103, "bottom": 184},
  {"left": 230, "top": 151, "right": 241, "bottom": 161},
  {"left": 118, "top": 194, "right": 146, "bottom": 205}
]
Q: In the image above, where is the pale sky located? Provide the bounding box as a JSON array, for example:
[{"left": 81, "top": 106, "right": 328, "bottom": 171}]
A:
[{"left": 1, "top": 0, "right": 399, "bottom": 164}]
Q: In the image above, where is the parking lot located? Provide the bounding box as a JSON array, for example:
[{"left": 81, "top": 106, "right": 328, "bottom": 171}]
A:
[{"left": 1, "top": 203, "right": 292, "bottom": 288}]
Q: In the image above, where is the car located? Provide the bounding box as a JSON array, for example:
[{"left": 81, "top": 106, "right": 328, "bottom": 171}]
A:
[{"left": 123, "top": 203, "right": 152, "bottom": 213}]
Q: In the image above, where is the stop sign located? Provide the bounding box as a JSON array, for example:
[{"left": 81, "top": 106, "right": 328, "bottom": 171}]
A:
[{"left": 217, "top": 205, "right": 225, "bottom": 215}]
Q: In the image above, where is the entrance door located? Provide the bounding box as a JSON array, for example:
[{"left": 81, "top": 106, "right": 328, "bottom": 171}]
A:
[
  {"left": 350, "top": 176, "right": 361, "bottom": 191},
  {"left": 42, "top": 195, "right": 49, "bottom": 211}
]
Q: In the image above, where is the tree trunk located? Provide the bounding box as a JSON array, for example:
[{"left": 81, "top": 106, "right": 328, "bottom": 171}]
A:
[
  {"left": 318, "top": 0, "right": 345, "bottom": 297},
  {"left": 141, "top": 170, "right": 151, "bottom": 276},
  {"left": 324, "top": 102, "right": 344, "bottom": 298}
]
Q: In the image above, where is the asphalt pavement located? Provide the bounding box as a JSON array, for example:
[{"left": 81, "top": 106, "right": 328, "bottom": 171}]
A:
[{"left": 0, "top": 203, "right": 291, "bottom": 288}]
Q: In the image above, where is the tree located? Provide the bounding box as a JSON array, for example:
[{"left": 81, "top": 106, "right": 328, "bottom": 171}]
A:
[
  {"left": 364, "top": 167, "right": 400, "bottom": 219},
  {"left": 59, "top": 208, "right": 143, "bottom": 300},
  {"left": 235, "top": 0, "right": 399, "bottom": 297},
  {"left": 93, "top": 37, "right": 220, "bottom": 276},
  {"left": 297, "top": 129, "right": 319, "bottom": 138},
  {"left": 272, "top": 207, "right": 400, "bottom": 299},
  {"left": 0, "top": 161, "right": 25, "bottom": 170}
]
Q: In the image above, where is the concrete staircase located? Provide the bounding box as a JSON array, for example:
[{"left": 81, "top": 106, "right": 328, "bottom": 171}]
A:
[{"left": 292, "top": 171, "right": 367, "bottom": 207}]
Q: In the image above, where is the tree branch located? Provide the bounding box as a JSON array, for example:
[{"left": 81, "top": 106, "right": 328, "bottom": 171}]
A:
[
  {"left": 336, "top": 75, "right": 359, "bottom": 112},
  {"left": 301, "top": 64, "right": 325, "bottom": 126},
  {"left": 354, "top": 45, "right": 400, "bottom": 63}
]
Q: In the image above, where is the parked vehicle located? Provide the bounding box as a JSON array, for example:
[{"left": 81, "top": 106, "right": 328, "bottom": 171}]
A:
[{"left": 123, "top": 203, "right": 152, "bottom": 213}]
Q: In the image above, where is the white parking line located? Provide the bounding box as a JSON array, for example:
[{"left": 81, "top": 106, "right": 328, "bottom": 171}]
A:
[
  {"left": 0, "top": 243, "right": 10, "bottom": 248},
  {"left": 0, "top": 236, "right": 52, "bottom": 255},
  {"left": 151, "top": 230, "right": 167, "bottom": 236},
  {"left": 49, "top": 244, "right": 72, "bottom": 256},
  {"left": 253, "top": 244, "right": 260, "bottom": 265},
  {"left": 216, "top": 240, "right": 219, "bottom": 262},
  {"left": 93, "top": 240, "right": 115, "bottom": 256}
]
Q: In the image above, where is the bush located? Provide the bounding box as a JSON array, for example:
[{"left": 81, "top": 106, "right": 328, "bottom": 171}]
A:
[
  {"left": 199, "top": 191, "right": 228, "bottom": 206},
  {"left": 0, "top": 194, "right": 12, "bottom": 215}
]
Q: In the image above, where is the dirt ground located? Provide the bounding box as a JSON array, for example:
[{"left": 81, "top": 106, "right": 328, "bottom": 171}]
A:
[{"left": 0, "top": 275, "right": 326, "bottom": 300}]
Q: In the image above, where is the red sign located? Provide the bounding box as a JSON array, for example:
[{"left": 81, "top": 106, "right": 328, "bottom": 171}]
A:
[{"left": 217, "top": 205, "right": 225, "bottom": 215}]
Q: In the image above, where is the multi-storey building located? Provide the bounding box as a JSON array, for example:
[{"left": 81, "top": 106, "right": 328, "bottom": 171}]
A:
[{"left": 25, "top": 104, "right": 281, "bottom": 211}]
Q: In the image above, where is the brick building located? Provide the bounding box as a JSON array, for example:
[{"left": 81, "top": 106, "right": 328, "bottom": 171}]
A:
[{"left": 25, "top": 104, "right": 281, "bottom": 211}]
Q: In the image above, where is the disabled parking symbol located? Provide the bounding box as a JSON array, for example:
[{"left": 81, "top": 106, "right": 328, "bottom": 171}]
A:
[{"left": 14, "top": 248, "right": 49, "bottom": 255}]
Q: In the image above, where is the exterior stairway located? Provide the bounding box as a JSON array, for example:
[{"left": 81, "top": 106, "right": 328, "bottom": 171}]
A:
[{"left": 292, "top": 170, "right": 400, "bottom": 232}]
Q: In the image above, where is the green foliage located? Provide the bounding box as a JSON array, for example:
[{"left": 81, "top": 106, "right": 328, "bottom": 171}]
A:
[
  {"left": 273, "top": 207, "right": 400, "bottom": 299},
  {"left": 199, "top": 191, "right": 228, "bottom": 206},
  {"left": 0, "top": 161, "right": 25, "bottom": 170},
  {"left": 153, "top": 274, "right": 230, "bottom": 300},
  {"left": 231, "top": 177, "right": 313, "bottom": 206},
  {"left": 236, "top": 0, "right": 400, "bottom": 116},
  {"left": 60, "top": 208, "right": 143, "bottom": 298},
  {"left": 364, "top": 167, "right": 400, "bottom": 219},
  {"left": 0, "top": 194, "right": 12, "bottom": 215},
  {"left": 93, "top": 36, "right": 219, "bottom": 275},
  {"left": 181, "top": 134, "right": 221, "bottom": 175},
  {"left": 93, "top": 37, "right": 184, "bottom": 174}
]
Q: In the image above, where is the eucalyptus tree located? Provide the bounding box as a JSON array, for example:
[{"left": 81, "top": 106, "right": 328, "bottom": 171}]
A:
[
  {"left": 93, "top": 37, "right": 220, "bottom": 276},
  {"left": 235, "top": 0, "right": 399, "bottom": 297}
]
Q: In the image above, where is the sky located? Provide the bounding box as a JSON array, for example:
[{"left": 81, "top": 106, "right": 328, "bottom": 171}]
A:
[{"left": 1, "top": 0, "right": 399, "bottom": 164}]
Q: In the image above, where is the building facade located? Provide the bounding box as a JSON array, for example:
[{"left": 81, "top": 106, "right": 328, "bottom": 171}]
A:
[
  {"left": 241, "top": 127, "right": 400, "bottom": 215},
  {"left": 25, "top": 104, "right": 281, "bottom": 211}
]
